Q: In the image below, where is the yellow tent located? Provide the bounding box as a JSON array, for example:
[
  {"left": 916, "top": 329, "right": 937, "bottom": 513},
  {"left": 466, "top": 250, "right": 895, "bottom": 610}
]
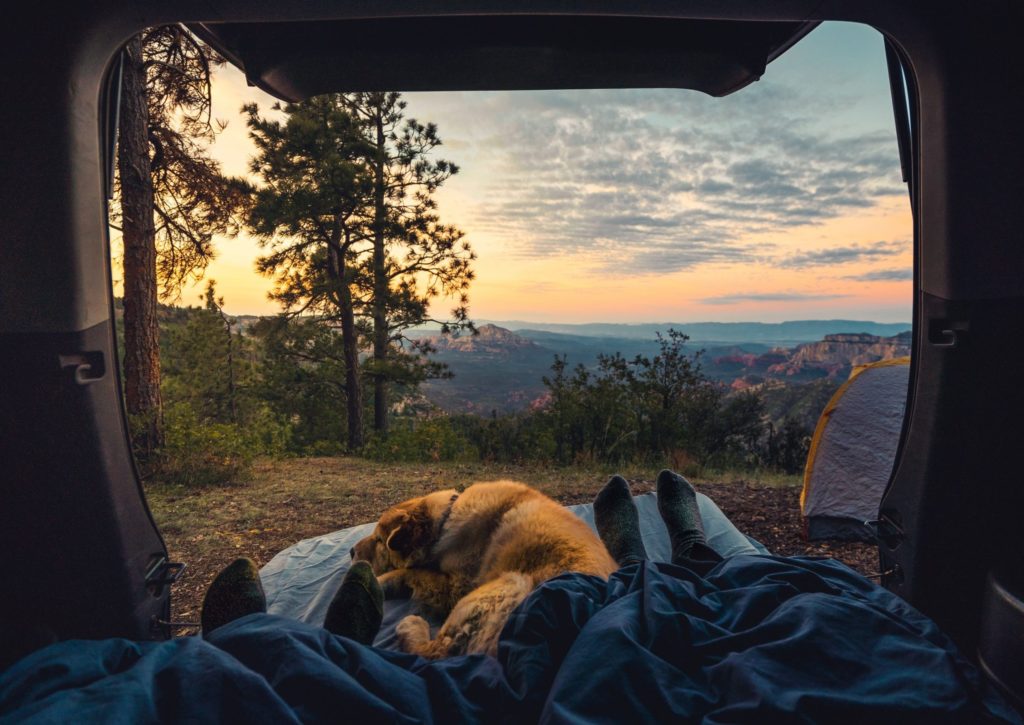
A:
[{"left": 800, "top": 357, "right": 911, "bottom": 542}]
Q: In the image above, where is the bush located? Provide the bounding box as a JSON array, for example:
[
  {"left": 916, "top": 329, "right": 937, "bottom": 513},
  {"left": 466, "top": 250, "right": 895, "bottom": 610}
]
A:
[
  {"left": 449, "top": 413, "right": 557, "bottom": 463},
  {"left": 302, "top": 439, "right": 347, "bottom": 457},
  {"left": 362, "top": 417, "right": 478, "bottom": 462},
  {"left": 244, "top": 403, "right": 293, "bottom": 458},
  {"left": 149, "top": 402, "right": 291, "bottom": 487}
]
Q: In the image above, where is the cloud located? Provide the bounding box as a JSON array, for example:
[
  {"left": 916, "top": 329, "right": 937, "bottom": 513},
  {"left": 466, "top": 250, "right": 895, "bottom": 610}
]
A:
[
  {"left": 397, "top": 24, "right": 909, "bottom": 282},
  {"left": 778, "top": 240, "right": 905, "bottom": 269},
  {"left": 700, "top": 292, "right": 850, "bottom": 305},
  {"left": 844, "top": 268, "right": 913, "bottom": 281},
  {"left": 441, "top": 79, "right": 903, "bottom": 276}
]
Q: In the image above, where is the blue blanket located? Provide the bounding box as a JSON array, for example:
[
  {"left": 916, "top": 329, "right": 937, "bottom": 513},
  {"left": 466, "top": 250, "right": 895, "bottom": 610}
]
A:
[{"left": 1, "top": 557, "right": 1018, "bottom": 723}]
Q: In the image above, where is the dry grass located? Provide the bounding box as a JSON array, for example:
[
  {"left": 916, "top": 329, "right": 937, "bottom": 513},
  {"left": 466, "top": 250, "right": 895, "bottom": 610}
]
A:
[{"left": 144, "top": 457, "right": 873, "bottom": 631}]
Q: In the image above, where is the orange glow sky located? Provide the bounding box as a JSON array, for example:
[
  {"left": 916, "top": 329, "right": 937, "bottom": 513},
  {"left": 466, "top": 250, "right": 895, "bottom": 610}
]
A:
[{"left": 112, "top": 22, "right": 911, "bottom": 324}]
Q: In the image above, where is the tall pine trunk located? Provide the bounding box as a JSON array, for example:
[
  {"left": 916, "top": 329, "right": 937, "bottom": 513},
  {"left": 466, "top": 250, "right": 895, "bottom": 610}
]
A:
[
  {"left": 118, "top": 35, "right": 163, "bottom": 452},
  {"left": 329, "top": 245, "right": 363, "bottom": 450},
  {"left": 371, "top": 105, "right": 389, "bottom": 434}
]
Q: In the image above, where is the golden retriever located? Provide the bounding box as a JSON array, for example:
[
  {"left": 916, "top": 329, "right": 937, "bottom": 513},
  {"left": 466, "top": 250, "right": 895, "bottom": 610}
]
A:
[{"left": 352, "top": 480, "right": 617, "bottom": 658}]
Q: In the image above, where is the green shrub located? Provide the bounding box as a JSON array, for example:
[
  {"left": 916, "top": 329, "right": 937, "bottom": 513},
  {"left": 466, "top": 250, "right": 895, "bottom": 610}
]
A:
[
  {"left": 362, "top": 417, "right": 478, "bottom": 462},
  {"left": 449, "top": 413, "right": 557, "bottom": 463},
  {"left": 150, "top": 402, "right": 291, "bottom": 487},
  {"left": 244, "top": 403, "right": 293, "bottom": 457},
  {"left": 303, "top": 439, "right": 346, "bottom": 457}
]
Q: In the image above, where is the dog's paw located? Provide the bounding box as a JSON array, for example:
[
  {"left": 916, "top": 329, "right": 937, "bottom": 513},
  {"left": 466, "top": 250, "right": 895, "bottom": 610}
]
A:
[
  {"left": 377, "top": 570, "right": 413, "bottom": 600},
  {"left": 395, "top": 615, "right": 431, "bottom": 653}
]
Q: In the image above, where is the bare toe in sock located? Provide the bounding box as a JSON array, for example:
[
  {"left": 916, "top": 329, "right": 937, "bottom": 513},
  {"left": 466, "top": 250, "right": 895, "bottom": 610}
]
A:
[
  {"left": 323, "top": 561, "right": 384, "bottom": 644},
  {"left": 594, "top": 475, "right": 648, "bottom": 565},
  {"left": 201, "top": 558, "right": 267, "bottom": 636},
  {"left": 656, "top": 470, "right": 707, "bottom": 564}
]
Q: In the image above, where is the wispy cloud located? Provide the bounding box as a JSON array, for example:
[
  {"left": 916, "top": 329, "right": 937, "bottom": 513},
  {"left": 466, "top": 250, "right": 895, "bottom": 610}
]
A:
[
  {"left": 844, "top": 268, "right": 913, "bottom": 281},
  {"left": 700, "top": 292, "right": 850, "bottom": 305},
  {"left": 777, "top": 240, "right": 905, "bottom": 269}
]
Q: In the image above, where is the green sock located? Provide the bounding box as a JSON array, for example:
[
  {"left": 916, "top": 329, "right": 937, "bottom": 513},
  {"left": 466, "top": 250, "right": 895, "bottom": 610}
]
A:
[
  {"left": 323, "top": 561, "right": 384, "bottom": 645},
  {"left": 657, "top": 470, "right": 707, "bottom": 564},
  {"left": 594, "top": 475, "right": 648, "bottom": 565},
  {"left": 201, "top": 558, "right": 266, "bottom": 635}
]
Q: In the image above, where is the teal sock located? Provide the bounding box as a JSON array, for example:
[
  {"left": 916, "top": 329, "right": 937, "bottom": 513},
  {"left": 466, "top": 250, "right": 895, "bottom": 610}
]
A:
[
  {"left": 594, "top": 475, "right": 648, "bottom": 565},
  {"left": 656, "top": 470, "right": 707, "bottom": 564},
  {"left": 323, "top": 561, "right": 384, "bottom": 645},
  {"left": 201, "top": 558, "right": 266, "bottom": 635}
]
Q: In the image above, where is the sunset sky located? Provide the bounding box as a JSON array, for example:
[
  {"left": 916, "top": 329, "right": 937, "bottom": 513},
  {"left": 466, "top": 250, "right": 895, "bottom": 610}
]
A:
[{"left": 115, "top": 21, "right": 912, "bottom": 324}]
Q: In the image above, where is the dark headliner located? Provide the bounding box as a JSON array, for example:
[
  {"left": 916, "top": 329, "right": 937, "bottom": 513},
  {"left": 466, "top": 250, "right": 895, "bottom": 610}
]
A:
[{"left": 190, "top": 16, "right": 818, "bottom": 100}]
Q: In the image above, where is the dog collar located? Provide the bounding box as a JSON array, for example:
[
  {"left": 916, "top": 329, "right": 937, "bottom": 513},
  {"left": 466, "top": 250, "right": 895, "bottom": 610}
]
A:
[{"left": 436, "top": 493, "right": 459, "bottom": 537}]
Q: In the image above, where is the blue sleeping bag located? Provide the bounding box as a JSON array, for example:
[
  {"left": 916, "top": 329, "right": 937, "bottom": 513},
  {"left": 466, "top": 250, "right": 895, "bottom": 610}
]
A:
[{"left": 1, "top": 556, "right": 1019, "bottom": 723}]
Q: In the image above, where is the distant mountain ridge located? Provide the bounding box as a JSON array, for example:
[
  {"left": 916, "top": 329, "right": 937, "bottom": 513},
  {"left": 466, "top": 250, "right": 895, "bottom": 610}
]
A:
[
  {"left": 426, "top": 324, "right": 539, "bottom": 354},
  {"left": 722, "top": 332, "right": 911, "bottom": 388},
  {"left": 118, "top": 298, "right": 910, "bottom": 345},
  {"left": 442, "top": 319, "right": 911, "bottom": 345},
  {"left": 421, "top": 323, "right": 913, "bottom": 414},
  {"left": 786, "top": 332, "right": 911, "bottom": 370}
]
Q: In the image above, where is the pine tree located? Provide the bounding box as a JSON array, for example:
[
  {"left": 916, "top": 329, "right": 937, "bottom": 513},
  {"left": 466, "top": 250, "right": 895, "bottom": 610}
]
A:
[
  {"left": 244, "top": 93, "right": 476, "bottom": 447},
  {"left": 250, "top": 316, "right": 350, "bottom": 450},
  {"left": 243, "top": 96, "right": 373, "bottom": 450},
  {"left": 118, "top": 33, "right": 161, "bottom": 452},
  {"left": 161, "top": 281, "right": 243, "bottom": 424},
  {"left": 342, "top": 93, "right": 476, "bottom": 435},
  {"left": 114, "top": 26, "right": 246, "bottom": 452}
]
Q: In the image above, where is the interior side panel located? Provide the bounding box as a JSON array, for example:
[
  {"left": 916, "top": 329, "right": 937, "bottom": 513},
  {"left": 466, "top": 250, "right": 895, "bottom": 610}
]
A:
[
  {"left": 870, "top": 2, "right": 1024, "bottom": 654},
  {"left": 0, "top": 324, "right": 169, "bottom": 667},
  {"left": 880, "top": 294, "right": 1024, "bottom": 651},
  {"left": 0, "top": 16, "right": 170, "bottom": 664}
]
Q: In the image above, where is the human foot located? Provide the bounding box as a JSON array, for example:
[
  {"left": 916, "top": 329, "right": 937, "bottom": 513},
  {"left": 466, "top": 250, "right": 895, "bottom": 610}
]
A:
[
  {"left": 593, "top": 475, "right": 648, "bottom": 565},
  {"left": 323, "top": 561, "right": 384, "bottom": 645},
  {"left": 656, "top": 470, "right": 707, "bottom": 564},
  {"left": 201, "top": 557, "right": 266, "bottom": 635}
]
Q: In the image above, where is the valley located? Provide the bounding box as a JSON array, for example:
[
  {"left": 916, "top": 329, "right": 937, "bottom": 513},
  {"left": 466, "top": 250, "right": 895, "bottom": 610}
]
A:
[{"left": 416, "top": 321, "right": 911, "bottom": 419}]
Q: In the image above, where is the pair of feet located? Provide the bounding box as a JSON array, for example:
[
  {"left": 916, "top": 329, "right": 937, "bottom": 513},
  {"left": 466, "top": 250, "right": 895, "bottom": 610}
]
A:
[
  {"left": 594, "top": 469, "right": 706, "bottom": 566},
  {"left": 201, "top": 557, "right": 384, "bottom": 642},
  {"left": 201, "top": 469, "right": 705, "bottom": 638}
]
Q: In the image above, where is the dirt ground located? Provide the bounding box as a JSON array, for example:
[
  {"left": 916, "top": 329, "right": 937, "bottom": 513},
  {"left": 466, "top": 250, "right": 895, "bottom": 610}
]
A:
[{"left": 144, "top": 458, "right": 877, "bottom": 632}]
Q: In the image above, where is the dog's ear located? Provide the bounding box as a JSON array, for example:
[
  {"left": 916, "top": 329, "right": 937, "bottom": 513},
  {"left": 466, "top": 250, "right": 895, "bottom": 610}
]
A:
[{"left": 385, "top": 505, "right": 432, "bottom": 556}]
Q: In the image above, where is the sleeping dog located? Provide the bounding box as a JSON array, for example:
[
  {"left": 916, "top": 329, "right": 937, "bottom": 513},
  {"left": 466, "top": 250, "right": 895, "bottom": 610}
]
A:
[{"left": 352, "top": 480, "right": 618, "bottom": 659}]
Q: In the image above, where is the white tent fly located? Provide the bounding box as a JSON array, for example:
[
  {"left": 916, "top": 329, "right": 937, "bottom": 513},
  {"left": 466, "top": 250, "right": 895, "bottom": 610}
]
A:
[{"left": 800, "top": 357, "right": 911, "bottom": 542}]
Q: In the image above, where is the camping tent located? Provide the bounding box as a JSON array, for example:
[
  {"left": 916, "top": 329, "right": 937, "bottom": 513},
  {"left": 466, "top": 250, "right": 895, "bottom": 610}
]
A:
[{"left": 801, "top": 357, "right": 911, "bottom": 542}]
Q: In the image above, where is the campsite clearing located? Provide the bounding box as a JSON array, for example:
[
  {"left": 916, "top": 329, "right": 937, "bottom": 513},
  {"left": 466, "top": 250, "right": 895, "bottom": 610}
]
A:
[{"left": 144, "top": 457, "right": 876, "bottom": 629}]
